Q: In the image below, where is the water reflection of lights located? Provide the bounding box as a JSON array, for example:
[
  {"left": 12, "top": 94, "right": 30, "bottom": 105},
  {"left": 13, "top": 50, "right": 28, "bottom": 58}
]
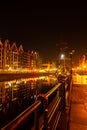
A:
[
  {"left": 0, "top": 76, "right": 46, "bottom": 87},
  {"left": 0, "top": 75, "right": 58, "bottom": 119},
  {"left": 1, "top": 76, "right": 57, "bottom": 89}
]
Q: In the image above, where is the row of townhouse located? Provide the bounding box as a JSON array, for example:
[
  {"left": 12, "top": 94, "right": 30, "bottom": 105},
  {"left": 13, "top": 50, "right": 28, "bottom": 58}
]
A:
[{"left": 0, "top": 39, "right": 40, "bottom": 70}]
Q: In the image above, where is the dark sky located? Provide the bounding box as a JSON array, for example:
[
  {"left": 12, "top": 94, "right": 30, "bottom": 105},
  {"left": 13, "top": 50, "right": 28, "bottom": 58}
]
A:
[{"left": 0, "top": 4, "right": 87, "bottom": 64}]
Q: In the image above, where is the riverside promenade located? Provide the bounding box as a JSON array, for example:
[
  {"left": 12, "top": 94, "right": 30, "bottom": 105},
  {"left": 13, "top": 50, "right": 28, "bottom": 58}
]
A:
[
  {"left": 57, "top": 74, "right": 87, "bottom": 130},
  {"left": 68, "top": 73, "right": 87, "bottom": 130},
  {"left": 0, "top": 71, "right": 51, "bottom": 82},
  {"left": 1, "top": 72, "right": 87, "bottom": 130},
  {"left": 69, "top": 83, "right": 87, "bottom": 130}
]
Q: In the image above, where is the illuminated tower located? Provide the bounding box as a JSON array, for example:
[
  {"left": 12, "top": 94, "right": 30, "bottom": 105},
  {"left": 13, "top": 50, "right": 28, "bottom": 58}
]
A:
[
  {"left": 10, "top": 42, "right": 18, "bottom": 69},
  {"left": 3, "top": 39, "right": 10, "bottom": 69},
  {"left": 0, "top": 40, "right": 3, "bottom": 69},
  {"left": 18, "top": 45, "right": 24, "bottom": 69}
]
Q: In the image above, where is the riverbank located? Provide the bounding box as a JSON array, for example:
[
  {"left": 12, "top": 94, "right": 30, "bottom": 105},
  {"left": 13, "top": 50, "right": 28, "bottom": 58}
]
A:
[{"left": 0, "top": 72, "right": 54, "bottom": 82}]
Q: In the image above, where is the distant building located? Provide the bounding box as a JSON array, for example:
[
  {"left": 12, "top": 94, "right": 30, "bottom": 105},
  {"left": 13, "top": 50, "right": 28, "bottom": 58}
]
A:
[
  {"left": 79, "top": 55, "right": 87, "bottom": 67},
  {"left": 0, "top": 40, "right": 3, "bottom": 69},
  {"left": 3, "top": 39, "right": 10, "bottom": 69},
  {"left": 0, "top": 39, "right": 40, "bottom": 71},
  {"left": 30, "top": 51, "right": 37, "bottom": 69},
  {"left": 10, "top": 42, "right": 19, "bottom": 70},
  {"left": 18, "top": 45, "right": 24, "bottom": 69}
]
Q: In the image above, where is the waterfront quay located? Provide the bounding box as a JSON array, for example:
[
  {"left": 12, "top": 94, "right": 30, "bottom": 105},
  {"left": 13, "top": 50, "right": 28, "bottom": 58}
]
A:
[
  {"left": 0, "top": 71, "right": 52, "bottom": 82},
  {"left": 0, "top": 72, "right": 71, "bottom": 130},
  {"left": 1, "top": 72, "right": 87, "bottom": 130},
  {"left": 68, "top": 74, "right": 87, "bottom": 130},
  {"left": 69, "top": 83, "right": 87, "bottom": 130},
  {"left": 57, "top": 74, "right": 87, "bottom": 130}
]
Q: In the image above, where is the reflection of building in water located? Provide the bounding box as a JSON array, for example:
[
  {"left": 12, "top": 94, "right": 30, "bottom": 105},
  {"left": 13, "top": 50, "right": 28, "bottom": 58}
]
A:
[
  {"left": 0, "top": 76, "right": 57, "bottom": 114},
  {"left": 0, "top": 80, "right": 36, "bottom": 114},
  {"left": 0, "top": 77, "right": 45, "bottom": 114},
  {"left": 0, "top": 76, "right": 58, "bottom": 129}
]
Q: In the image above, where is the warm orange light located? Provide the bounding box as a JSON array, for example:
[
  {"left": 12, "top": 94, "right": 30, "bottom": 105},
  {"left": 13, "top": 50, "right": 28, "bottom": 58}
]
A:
[{"left": 82, "top": 65, "right": 87, "bottom": 68}]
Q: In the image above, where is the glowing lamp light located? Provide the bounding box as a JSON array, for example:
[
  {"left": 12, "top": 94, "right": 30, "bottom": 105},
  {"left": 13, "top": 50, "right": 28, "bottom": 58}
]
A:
[
  {"left": 83, "top": 65, "right": 87, "bottom": 69},
  {"left": 61, "top": 54, "right": 65, "bottom": 59}
]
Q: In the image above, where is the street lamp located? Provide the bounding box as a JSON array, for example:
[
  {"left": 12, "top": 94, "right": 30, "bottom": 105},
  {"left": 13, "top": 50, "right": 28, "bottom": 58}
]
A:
[
  {"left": 60, "top": 54, "right": 65, "bottom": 72},
  {"left": 60, "top": 54, "right": 65, "bottom": 60}
]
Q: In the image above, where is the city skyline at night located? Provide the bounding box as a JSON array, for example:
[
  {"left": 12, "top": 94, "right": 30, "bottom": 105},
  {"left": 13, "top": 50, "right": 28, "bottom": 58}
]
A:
[
  {"left": 0, "top": 4, "right": 87, "bottom": 64},
  {"left": 1, "top": 4, "right": 87, "bottom": 130}
]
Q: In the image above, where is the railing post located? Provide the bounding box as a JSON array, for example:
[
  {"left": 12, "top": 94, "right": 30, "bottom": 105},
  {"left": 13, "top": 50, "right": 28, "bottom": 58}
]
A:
[
  {"left": 34, "top": 90, "right": 40, "bottom": 130},
  {"left": 59, "top": 79, "right": 66, "bottom": 112},
  {"left": 62, "top": 81, "right": 66, "bottom": 111},
  {"left": 34, "top": 105, "right": 39, "bottom": 130},
  {"left": 66, "top": 77, "right": 70, "bottom": 107},
  {"left": 36, "top": 94, "right": 48, "bottom": 130},
  {"left": 43, "top": 109, "right": 49, "bottom": 130}
]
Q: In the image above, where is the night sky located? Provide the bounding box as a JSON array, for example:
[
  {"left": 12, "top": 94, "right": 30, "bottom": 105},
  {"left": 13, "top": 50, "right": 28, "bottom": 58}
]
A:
[{"left": 0, "top": 4, "right": 87, "bottom": 64}]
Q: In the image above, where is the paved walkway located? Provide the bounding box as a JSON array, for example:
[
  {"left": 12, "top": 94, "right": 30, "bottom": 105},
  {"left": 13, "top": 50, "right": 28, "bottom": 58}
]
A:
[{"left": 69, "top": 84, "right": 87, "bottom": 130}]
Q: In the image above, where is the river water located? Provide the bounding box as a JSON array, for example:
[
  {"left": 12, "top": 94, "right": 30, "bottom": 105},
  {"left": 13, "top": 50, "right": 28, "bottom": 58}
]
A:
[{"left": 0, "top": 75, "right": 58, "bottom": 129}]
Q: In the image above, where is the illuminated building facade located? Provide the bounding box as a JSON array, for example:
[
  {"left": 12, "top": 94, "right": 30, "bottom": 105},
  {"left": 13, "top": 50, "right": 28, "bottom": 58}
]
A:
[
  {"left": 0, "top": 40, "right": 3, "bottom": 69},
  {"left": 3, "top": 39, "right": 10, "bottom": 69},
  {"left": 27, "top": 50, "right": 31, "bottom": 69},
  {"left": 30, "top": 51, "right": 39, "bottom": 69},
  {"left": 18, "top": 45, "right": 24, "bottom": 69},
  {"left": 0, "top": 39, "right": 40, "bottom": 71},
  {"left": 79, "top": 55, "right": 87, "bottom": 68},
  {"left": 10, "top": 42, "right": 19, "bottom": 69}
]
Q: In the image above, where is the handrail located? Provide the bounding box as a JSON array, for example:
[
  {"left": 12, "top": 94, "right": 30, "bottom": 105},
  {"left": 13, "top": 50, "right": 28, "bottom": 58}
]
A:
[
  {"left": 1, "top": 100, "right": 41, "bottom": 130},
  {"left": 46, "top": 83, "right": 61, "bottom": 98},
  {"left": 1, "top": 75, "right": 71, "bottom": 130}
]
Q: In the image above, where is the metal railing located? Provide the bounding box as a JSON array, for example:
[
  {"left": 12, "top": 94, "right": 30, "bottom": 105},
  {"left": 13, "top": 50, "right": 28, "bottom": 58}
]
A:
[{"left": 1, "top": 75, "right": 71, "bottom": 130}]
